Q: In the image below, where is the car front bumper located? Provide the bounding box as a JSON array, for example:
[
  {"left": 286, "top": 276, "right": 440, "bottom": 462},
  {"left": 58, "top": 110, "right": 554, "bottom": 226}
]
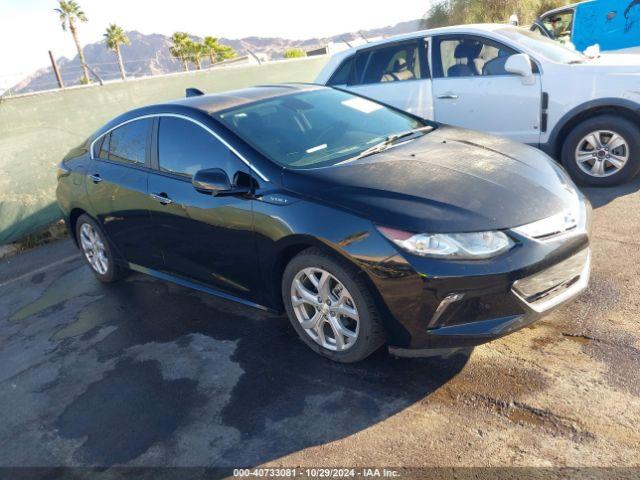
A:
[{"left": 386, "top": 245, "right": 591, "bottom": 357}]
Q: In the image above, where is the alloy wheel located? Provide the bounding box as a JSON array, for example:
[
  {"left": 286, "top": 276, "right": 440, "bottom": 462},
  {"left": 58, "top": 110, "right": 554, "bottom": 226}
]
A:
[
  {"left": 575, "top": 130, "right": 629, "bottom": 178},
  {"left": 290, "top": 267, "right": 359, "bottom": 351},
  {"left": 79, "top": 223, "right": 109, "bottom": 275}
]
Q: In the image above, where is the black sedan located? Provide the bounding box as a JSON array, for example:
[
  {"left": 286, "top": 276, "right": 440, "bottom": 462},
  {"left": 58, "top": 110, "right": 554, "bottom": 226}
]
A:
[{"left": 56, "top": 84, "right": 591, "bottom": 363}]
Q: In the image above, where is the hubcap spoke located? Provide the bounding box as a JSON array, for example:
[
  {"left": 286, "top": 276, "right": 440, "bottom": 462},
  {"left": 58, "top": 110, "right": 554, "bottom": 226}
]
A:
[
  {"left": 585, "top": 133, "right": 601, "bottom": 150},
  {"left": 576, "top": 150, "right": 594, "bottom": 162},
  {"left": 607, "top": 155, "right": 626, "bottom": 169},
  {"left": 300, "top": 310, "right": 324, "bottom": 331},
  {"left": 591, "top": 160, "right": 605, "bottom": 176},
  {"left": 606, "top": 134, "right": 625, "bottom": 151},
  {"left": 293, "top": 278, "right": 320, "bottom": 307}
]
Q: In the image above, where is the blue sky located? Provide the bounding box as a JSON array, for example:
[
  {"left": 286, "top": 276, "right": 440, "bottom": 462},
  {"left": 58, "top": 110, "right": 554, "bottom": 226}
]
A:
[{"left": 0, "top": 0, "right": 430, "bottom": 89}]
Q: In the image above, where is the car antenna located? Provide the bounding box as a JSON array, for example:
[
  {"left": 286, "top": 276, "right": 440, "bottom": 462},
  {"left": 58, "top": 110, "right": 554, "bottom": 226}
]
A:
[{"left": 186, "top": 88, "right": 205, "bottom": 98}]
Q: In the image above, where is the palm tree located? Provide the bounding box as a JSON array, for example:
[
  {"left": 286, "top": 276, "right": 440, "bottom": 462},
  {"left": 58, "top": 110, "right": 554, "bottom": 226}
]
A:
[
  {"left": 54, "top": 0, "right": 90, "bottom": 85},
  {"left": 170, "top": 32, "right": 191, "bottom": 71},
  {"left": 215, "top": 43, "right": 236, "bottom": 62},
  {"left": 203, "top": 36, "right": 237, "bottom": 66},
  {"left": 186, "top": 40, "right": 206, "bottom": 70},
  {"left": 203, "top": 36, "right": 220, "bottom": 65},
  {"left": 103, "top": 24, "right": 130, "bottom": 81}
]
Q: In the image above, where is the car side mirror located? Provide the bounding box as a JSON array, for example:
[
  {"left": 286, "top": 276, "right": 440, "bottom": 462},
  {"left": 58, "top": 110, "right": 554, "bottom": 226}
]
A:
[
  {"left": 505, "top": 53, "right": 535, "bottom": 85},
  {"left": 191, "top": 168, "right": 249, "bottom": 197}
]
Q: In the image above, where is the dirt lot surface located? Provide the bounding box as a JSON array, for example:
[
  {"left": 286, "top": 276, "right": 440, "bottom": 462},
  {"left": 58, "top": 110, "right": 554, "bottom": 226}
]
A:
[{"left": 0, "top": 179, "right": 638, "bottom": 472}]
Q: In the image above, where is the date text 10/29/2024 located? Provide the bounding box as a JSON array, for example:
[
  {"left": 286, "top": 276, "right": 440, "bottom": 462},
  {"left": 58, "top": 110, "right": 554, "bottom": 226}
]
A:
[{"left": 233, "top": 468, "right": 401, "bottom": 478}]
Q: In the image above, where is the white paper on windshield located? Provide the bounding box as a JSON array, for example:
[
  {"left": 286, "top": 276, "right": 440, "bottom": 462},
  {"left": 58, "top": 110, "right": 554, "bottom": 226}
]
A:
[
  {"left": 341, "top": 97, "right": 383, "bottom": 114},
  {"left": 306, "top": 144, "right": 327, "bottom": 154}
]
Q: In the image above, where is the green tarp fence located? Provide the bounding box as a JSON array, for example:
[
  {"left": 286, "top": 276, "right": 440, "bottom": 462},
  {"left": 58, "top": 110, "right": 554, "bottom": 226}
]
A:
[{"left": 0, "top": 56, "right": 329, "bottom": 245}]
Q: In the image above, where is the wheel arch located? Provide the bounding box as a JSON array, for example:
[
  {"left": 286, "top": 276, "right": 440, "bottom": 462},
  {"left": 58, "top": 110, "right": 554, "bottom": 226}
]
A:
[
  {"left": 547, "top": 99, "right": 640, "bottom": 159},
  {"left": 267, "top": 235, "right": 344, "bottom": 312},
  {"left": 267, "top": 235, "right": 400, "bottom": 342},
  {"left": 68, "top": 207, "right": 89, "bottom": 246}
]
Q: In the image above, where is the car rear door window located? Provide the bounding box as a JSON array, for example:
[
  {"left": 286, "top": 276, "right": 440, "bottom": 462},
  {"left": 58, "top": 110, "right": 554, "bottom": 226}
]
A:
[
  {"left": 107, "top": 118, "right": 152, "bottom": 165},
  {"left": 434, "top": 36, "right": 517, "bottom": 78},
  {"left": 157, "top": 117, "right": 244, "bottom": 178},
  {"left": 352, "top": 41, "right": 421, "bottom": 85}
]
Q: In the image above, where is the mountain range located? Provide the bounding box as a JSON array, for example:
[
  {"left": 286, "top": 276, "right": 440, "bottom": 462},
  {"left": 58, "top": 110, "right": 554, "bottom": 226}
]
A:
[{"left": 12, "top": 18, "right": 422, "bottom": 94}]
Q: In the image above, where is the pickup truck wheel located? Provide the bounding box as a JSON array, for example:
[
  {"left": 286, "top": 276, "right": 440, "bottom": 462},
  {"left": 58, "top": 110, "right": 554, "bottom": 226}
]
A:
[{"left": 561, "top": 115, "right": 640, "bottom": 186}]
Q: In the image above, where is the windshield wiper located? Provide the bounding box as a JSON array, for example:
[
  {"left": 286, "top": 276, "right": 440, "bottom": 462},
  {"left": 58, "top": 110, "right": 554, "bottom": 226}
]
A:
[{"left": 352, "top": 125, "right": 434, "bottom": 162}]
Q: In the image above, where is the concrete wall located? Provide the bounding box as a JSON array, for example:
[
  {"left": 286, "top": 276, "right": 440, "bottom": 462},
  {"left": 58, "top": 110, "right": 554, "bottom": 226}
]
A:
[{"left": 0, "top": 56, "right": 329, "bottom": 244}]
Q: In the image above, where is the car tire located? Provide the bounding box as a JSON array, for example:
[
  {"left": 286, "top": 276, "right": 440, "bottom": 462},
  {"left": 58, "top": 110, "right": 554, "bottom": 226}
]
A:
[
  {"left": 561, "top": 115, "right": 640, "bottom": 186},
  {"left": 282, "top": 247, "right": 385, "bottom": 363},
  {"left": 75, "top": 214, "right": 125, "bottom": 283}
]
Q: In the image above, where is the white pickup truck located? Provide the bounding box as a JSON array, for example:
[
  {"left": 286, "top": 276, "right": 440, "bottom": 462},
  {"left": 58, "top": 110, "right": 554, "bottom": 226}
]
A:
[{"left": 316, "top": 24, "right": 640, "bottom": 186}]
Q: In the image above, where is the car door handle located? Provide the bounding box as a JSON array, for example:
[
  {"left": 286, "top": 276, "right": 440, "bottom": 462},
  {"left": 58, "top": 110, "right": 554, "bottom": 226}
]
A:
[
  {"left": 88, "top": 173, "right": 102, "bottom": 183},
  {"left": 150, "top": 192, "right": 173, "bottom": 205},
  {"left": 437, "top": 93, "right": 459, "bottom": 100}
]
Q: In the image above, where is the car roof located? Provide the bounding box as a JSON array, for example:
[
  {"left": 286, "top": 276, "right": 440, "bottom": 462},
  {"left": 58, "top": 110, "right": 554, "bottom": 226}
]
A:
[
  {"left": 165, "top": 83, "right": 326, "bottom": 114},
  {"left": 340, "top": 23, "right": 515, "bottom": 52}
]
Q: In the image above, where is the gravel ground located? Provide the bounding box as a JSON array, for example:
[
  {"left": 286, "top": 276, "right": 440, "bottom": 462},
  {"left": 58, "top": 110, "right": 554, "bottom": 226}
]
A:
[{"left": 0, "top": 178, "right": 638, "bottom": 472}]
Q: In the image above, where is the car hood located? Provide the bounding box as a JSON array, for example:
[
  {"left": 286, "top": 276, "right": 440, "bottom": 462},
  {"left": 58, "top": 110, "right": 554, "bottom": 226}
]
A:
[
  {"left": 578, "top": 53, "right": 640, "bottom": 71},
  {"left": 282, "top": 126, "right": 577, "bottom": 233},
  {"left": 590, "top": 53, "right": 640, "bottom": 65}
]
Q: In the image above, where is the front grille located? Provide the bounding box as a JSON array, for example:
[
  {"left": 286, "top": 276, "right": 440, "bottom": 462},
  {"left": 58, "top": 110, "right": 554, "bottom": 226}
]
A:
[{"left": 512, "top": 248, "right": 590, "bottom": 313}]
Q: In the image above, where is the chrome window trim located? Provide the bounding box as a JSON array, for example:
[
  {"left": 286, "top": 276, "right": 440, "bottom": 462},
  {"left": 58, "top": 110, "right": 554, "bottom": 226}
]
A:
[{"left": 89, "top": 113, "right": 270, "bottom": 182}]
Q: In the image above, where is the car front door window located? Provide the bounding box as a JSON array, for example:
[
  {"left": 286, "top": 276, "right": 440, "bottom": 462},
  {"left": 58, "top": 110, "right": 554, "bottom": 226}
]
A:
[
  {"left": 431, "top": 34, "right": 542, "bottom": 144},
  {"left": 149, "top": 116, "right": 257, "bottom": 298},
  {"left": 436, "top": 36, "right": 517, "bottom": 78}
]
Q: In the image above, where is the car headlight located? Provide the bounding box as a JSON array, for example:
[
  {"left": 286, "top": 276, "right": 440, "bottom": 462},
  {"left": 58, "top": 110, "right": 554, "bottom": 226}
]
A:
[{"left": 377, "top": 226, "right": 514, "bottom": 260}]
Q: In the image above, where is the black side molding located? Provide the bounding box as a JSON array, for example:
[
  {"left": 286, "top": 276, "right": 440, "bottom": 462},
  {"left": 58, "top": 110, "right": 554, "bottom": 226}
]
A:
[
  {"left": 541, "top": 92, "right": 549, "bottom": 133},
  {"left": 186, "top": 88, "right": 205, "bottom": 98}
]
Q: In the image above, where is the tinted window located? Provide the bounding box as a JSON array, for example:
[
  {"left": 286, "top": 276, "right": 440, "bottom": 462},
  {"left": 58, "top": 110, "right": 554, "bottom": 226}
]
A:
[
  {"left": 328, "top": 56, "right": 354, "bottom": 85},
  {"left": 97, "top": 134, "right": 109, "bottom": 160},
  {"left": 353, "top": 42, "right": 421, "bottom": 85},
  {"left": 158, "top": 117, "right": 243, "bottom": 178},
  {"left": 435, "top": 36, "right": 517, "bottom": 78},
  {"left": 216, "top": 89, "right": 429, "bottom": 169},
  {"left": 106, "top": 119, "right": 151, "bottom": 165}
]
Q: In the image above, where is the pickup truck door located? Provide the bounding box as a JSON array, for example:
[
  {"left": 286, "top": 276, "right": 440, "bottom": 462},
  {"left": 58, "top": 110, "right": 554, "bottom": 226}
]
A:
[
  {"left": 332, "top": 38, "right": 434, "bottom": 119},
  {"left": 431, "top": 34, "right": 542, "bottom": 145}
]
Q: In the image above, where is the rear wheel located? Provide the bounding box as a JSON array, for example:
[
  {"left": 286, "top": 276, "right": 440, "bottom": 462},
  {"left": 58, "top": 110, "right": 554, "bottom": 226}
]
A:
[
  {"left": 282, "top": 248, "right": 385, "bottom": 363},
  {"left": 76, "top": 214, "right": 125, "bottom": 283},
  {"left": 561, "top": 115, "right": 640, "bottom": 186}
]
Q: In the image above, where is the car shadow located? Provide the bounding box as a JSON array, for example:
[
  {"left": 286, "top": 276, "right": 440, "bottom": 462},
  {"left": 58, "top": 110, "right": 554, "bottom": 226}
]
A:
[
  {"left": 20, "top": 267, "right": 471, "bottom": 467},
  {"left": 581, "top": 174, "right": 640, "bottom": 209}
]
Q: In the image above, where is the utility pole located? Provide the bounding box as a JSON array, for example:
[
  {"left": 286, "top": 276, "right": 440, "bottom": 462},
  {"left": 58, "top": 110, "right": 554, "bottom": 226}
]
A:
[{"left": 49, "top": 50, "right": 64, "bottom": 89}]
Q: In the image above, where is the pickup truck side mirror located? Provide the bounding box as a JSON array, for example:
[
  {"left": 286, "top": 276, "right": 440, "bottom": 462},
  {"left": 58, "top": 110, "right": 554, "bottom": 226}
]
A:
[{"left": 505, "top": 53, "right": 535, "bottom": 85}]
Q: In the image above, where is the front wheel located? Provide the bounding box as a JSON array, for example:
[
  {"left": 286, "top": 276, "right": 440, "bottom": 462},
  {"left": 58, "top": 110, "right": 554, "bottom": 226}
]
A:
[
  {"left": 282, "top": 248, "right": 385, "bottom": 363},
  {"left": 561, "top": 115, "right": 640, "bottom": 186}
]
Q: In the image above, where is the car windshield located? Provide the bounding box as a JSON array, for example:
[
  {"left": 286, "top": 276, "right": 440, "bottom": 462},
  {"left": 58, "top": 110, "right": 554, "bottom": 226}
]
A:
[
  {"left": 497, "top": 27, "right": 586, "bottom": 64},
  {"left": 215, "top": 89, "right": 430, "bottom": 169}
]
